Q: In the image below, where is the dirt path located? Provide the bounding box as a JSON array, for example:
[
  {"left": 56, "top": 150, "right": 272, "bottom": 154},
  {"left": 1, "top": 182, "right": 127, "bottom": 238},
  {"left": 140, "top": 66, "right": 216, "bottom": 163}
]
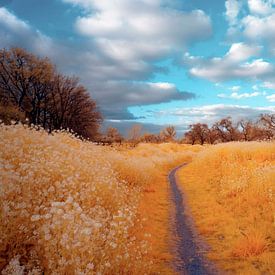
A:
[{"left": 168, "top": 164, "right": 219, "bottom": 275}]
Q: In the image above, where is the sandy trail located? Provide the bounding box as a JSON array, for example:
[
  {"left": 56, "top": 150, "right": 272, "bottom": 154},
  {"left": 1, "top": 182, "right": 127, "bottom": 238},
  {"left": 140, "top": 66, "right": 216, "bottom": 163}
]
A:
[{"left": 168, "top": 164, "right": 219, "bottom": 275}]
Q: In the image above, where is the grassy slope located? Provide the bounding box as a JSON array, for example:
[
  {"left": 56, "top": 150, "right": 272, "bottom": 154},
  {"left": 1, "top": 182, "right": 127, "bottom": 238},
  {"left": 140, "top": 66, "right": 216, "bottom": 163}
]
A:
[
  {"left": 0, "top": 124, "right": 200, "bottom": 274},
  {"left": 178, "top": 142, "right": 275, "bottom": 274}
]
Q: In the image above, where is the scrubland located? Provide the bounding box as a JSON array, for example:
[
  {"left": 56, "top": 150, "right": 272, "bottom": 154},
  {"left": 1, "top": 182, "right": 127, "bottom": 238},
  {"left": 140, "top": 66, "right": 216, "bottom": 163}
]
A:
[
  {"left": 0, "top": 123, "right": 199, "bottom": 274},
  {"left": 178, "top": 142, "right": 275, "bottom": 274},
  {"left": 1, "top": 123, "right": 274, "bottom": 275}
]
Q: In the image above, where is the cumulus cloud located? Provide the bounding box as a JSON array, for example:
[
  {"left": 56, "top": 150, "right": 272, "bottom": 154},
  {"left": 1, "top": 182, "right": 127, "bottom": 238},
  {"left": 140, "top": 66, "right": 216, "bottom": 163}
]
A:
[
  {"left": 247, "top": 0, "right": 275, "bottom": 15},
  {"left": 224, "top": 1, "right": 275, "bottom": 55},
  {"left": 243, "top": 14, "right": 275, "bottom": 43},
  {"left": 0, "top": 3, "right": 208, "bottom": 125},
  {"left": 183, "top": 43, "right": 273, "bottom": 82},
  {"left": 63, "top": 0, "right": 212, "bottom": 66},
  {"left": 0, "top": 7, "right": 53, "bottom": 56},
  {"left": 60, "top": 1, "right": 211, "bottom": 120}
]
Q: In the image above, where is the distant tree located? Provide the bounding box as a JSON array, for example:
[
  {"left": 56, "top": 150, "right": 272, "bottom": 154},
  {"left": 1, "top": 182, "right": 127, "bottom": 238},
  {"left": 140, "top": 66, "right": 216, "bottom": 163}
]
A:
[
  {"left": 189, "top": 123, "right": 209, "bottom": 145},
  {"left": 128, "top": 124, "right": 142, "bottom": 146},
  {"left": 161, "top": 125, "right": 176, "bottom": 142},
  {"left": 213, "top": 117, "right": 239, "bottom": 142},
  {"left": 106, "top": 127, "right": 123, "bottom": 144},
  {"left": 238, "top": 120, "right": 250, "bottom": 141},
  {"left": 207, "top": 126, "right": 219, "bottom": 144},
  {"left": 140, "top": 133, "right": 161, "bottom": 143},
  {"left": 184, "top": 130, "right": 197, "bottom": 145},
  {"left": 260, "top": 114, "right": 275, "bottom": 137},
  {"left": 182, "top": 115, "right": 274, "bottom": 145},
  {"left": 236, "top": 117, "right": 274, "bottom": 141}
]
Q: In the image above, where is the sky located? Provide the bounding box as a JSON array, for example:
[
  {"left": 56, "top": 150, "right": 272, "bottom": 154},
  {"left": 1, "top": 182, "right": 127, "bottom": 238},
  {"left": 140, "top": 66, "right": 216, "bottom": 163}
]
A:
[{"left": 0, "top": 0, "right": 275, "bottom": 135}]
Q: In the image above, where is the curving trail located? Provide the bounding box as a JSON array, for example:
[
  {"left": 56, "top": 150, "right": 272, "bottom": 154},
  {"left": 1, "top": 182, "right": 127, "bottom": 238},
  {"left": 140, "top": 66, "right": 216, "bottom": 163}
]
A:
[{"left": 168, "top": 164, "right": 219, "bottom": 275}]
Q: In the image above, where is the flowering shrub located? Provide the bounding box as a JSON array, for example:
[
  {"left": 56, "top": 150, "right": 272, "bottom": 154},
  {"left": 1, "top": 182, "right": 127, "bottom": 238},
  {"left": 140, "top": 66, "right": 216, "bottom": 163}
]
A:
[
  {"left": 178, "top": 142, "right": 275, "bottom": 274},
  {"left": 0, "top": 123, "right": 197, "bottom": 274}
]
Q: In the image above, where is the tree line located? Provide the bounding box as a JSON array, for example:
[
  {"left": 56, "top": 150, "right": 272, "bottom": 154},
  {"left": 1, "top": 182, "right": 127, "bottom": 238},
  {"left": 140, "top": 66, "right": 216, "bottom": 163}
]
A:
[
  {"left": 0, "top": 48, "right": 101, "bottom": 139},
  {"left": 97, "top": 124, "right": 178, "bottom": 146},
  {"left": 184, "top": 115, "right": 274, "bottom": 145},
  {"left": 99, "top": 115, "right": 274, "bottom": 146}
]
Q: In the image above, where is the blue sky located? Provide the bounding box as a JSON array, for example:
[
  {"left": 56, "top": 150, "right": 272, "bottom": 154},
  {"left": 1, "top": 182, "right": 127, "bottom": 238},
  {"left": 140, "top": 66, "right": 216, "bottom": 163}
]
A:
[{"left": 0, "top": 0, "right": 275, "bottom": 135}]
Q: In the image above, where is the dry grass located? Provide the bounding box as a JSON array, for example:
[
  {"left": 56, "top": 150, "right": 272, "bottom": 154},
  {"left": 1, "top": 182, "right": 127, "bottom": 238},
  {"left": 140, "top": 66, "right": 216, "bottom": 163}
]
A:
[
  {"left": 0, "top": 123, "right": 199, "bottom": 274},
  {"left": 178, "top": 142, "right": 275, "bottom": 274}
]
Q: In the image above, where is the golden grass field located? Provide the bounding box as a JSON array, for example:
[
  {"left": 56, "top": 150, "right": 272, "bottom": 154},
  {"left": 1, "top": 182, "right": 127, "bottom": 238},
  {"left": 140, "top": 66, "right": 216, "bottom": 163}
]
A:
[
  {"left": 178, "top": 142, "right": 275, "bottom": 274},
  {"left": 0, "top": 123, "right": 274, "bottom": 274},
  {"left": 0, "top": 123, "right": 199, "bottom": 274}
]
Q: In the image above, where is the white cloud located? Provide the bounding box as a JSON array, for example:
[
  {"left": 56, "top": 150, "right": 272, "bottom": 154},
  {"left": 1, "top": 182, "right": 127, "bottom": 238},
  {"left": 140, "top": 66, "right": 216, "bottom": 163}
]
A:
[
  {"left": 148, "top": 82, "right": 176, "bottom": 89},
  {"left": 239, "top": 1, "right": 275, "bottom": 54},
  {"left": 225, "top": 0, "right": 241, "bottom": 25},
  {"left": 247, "top": 0, "right": 275, "bottom": 15},
  {"left": 0, "top": 7, "right": 28, "bottom": 30},
  {"left": 0, "top": 8, "right": 53, "bottom": 56},
  {"left": 218, "top": 91, "right": 261, "bottom": 99},
  {"left": 223, "top": 1, "right": 275, "bottom": 54},
  {"left": 60, "top": 1, "right": 212, "bottom": 121},
  {"left": 230, "top": 85, "right": 241, "bottom": 91},
  {"left": 266, "top": 94, "right": 275, "bottom": 101},
  {"left": 226, "top": 42, "right": 261, "bottom": 62},
  {"left": 63, "top": 0, "right": 211, "bottom": 64},
  {"left": 184, "top": 43, "right": 273, "bottom": 82},
  {"left": 243, "top": 14, "right": 275, "bottom": 41}
]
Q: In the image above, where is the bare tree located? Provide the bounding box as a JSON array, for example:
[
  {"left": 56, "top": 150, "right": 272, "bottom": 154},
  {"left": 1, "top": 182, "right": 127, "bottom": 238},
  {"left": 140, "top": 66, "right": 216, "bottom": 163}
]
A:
[
  {"left": 106, "top": 127, "right": 123, "bottom": 144},
  {"left": 238, "top": 120, "right": 252, "bottom": 141},
  {"left": 184, "top": 130, "right": 197, "bottom": 145},
  {"left": 140, "top": 133, "right": 161, "bottom": 143},
  {"left": 161, "top": 125, "right": 176, "bottom": 142},
  {"left": 128, "top": 124, "right": 142, "bottom": 146},
  {"left": 207, "top": 126, "right": 219, "bottom": 144},
  {"left": 213, "top": 117, "right": 239, "bottom": 142},
  {"left": 260, "top": 114, "right": 275, "bottom": 138},
  {"left": 189, "top": 123, "right": 209, "bottom": 145}
]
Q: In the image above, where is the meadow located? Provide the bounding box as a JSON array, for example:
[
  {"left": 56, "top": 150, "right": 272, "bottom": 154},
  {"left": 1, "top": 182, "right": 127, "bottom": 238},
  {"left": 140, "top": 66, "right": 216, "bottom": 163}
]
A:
[
  {"left": 1, "top": 123, "right": 274, "bottom": 274},
  {"left": 178, "top": 142, "right": 275, "bottom": 274},
  {"left": 0, "top": 123, "right": 199, "bottom": 274}
]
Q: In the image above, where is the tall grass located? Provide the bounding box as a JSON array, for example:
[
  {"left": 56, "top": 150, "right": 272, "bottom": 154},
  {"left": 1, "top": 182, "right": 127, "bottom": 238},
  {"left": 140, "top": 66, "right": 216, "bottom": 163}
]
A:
[
  {"left": 178, "top": 142, "right": 275, "bottom": 274},
  {"left": 0, "top": 123, "right": 198, "bottom": 274}
]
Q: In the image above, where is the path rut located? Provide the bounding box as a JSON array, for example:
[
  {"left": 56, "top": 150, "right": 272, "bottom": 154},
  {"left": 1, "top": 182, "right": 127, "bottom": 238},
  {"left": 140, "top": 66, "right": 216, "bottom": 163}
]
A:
[{"left": 168, "top": 164, "right": 219, "bottom": 275}]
